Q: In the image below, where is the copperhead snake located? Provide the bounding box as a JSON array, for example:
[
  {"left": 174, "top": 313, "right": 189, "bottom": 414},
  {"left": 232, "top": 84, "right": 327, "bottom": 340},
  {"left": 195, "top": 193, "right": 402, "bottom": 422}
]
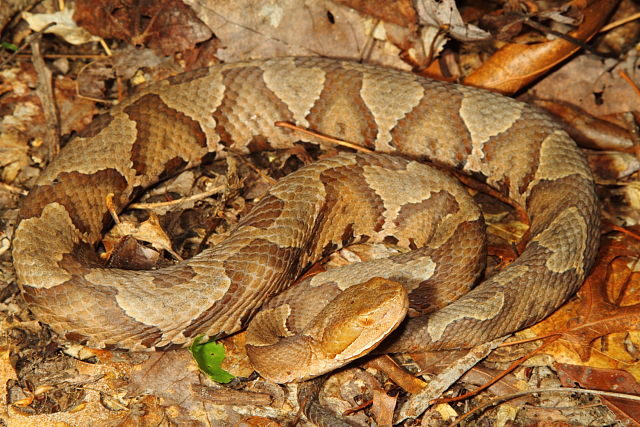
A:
[{"left": 12, "top": 57, "right": 600, "bottom": 384}]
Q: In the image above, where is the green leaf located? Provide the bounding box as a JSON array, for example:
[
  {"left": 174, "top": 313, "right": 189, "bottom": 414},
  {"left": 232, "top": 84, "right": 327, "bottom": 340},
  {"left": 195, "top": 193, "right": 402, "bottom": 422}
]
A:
[
  {"left": 189, "top": 335, "right": 235, "bottom": 384},
  {"left": 1, "top": 41, "right": 18, "bottom": 51}
]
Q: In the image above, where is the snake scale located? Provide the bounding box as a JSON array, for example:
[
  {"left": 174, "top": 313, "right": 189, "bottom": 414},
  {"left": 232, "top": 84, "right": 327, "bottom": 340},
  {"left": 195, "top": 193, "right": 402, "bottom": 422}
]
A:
[{"left": 12, "top": 57, "right": 600, "bottom": 383}]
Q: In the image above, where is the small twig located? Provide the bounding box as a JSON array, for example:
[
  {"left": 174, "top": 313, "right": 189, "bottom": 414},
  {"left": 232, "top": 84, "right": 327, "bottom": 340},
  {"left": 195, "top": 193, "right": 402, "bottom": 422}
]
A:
[
  {"left": 432, "top": 336, "right": 558, "bottom": 406},
  {"left": 450, "top": 387, "right": 640, "bottom": 426},
  {"left": 275, "top": 121, "right": 374, "bottom": 153},
  {"left": 105, "top": 193, "right": 120, "bottom": 224},
  {"left": 618, "top": 69, "right": 640, "bottom": 99},
  {"left": 15, "top": 53, "right": 109, "bottom": 60},
  {"left": 30, "top": 38, "right": 60, "bottom": 161},
  {"left": 523, "top": 17, "right": 597, "bottom": 55},
  {"left": 74, "top": 60, "right": 119, "bottom": 104},
  {"left": 397, "top": 338, "right": 505, "bottom": 422},
  {"left": 612, "top": 247, "right": 640, "bottom": 307},
  {"left": 0, "top": 182, "right": 28, "bottom": 195},
  {"left": 0, "top": 22, "right": 55, "bottom": 67},
  {"left": 228, "top": 152, "right": 277, "bottom": 186},
  {"left": 98, "top": 38, "right": 112, "bottom": 56},
  {"left": 128, "top": 185, "right": 226, "bottom": 210},
  {"left": 599, "top": 12, "right": 640, "bottom": 33},
  {"left": 191, "top": 383, "right": 273, "bottom": 406},
  {"left": 607, "top": 223, "right": 640, "bottom": 242},
  {"left": 496, "top": 333, "right": 560, "bottom": 347}
]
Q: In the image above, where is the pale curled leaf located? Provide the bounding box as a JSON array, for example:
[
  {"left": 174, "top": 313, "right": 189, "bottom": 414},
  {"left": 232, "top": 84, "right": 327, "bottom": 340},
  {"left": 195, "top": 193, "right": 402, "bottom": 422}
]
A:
[
  {"left": 104, "top": 213, "right": 182, "bottom": 261},
  {"left": 22, "top": 7, "right": 101, "bottom": 45}
]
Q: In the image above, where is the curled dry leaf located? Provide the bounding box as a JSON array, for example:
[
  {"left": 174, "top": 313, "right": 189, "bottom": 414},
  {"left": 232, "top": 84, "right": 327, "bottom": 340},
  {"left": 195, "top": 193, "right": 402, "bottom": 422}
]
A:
[
  {"left": 534, "top": 100, "right": 636, "bottom": 153},
  {"left": 584, "top": 150, "right": 640, "bottom": 184},
  {"left": 22, "top": 7, "right": 101, "bottom": 45},
  {"left": 102, "top": 213, "right": 182, "bottom": 263},
  {"left": 414, "top": 0, "right": 491, "bottom": 69}
]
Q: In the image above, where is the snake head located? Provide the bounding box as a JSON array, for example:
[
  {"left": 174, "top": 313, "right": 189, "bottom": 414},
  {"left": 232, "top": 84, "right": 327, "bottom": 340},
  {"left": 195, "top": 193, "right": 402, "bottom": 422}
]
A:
[{"left": 247, "top": 277, "right": 409, "bottom": 383}]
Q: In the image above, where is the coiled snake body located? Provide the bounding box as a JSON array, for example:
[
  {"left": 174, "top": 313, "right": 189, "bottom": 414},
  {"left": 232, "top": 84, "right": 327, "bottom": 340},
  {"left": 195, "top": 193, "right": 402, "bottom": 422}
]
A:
[{"left": 12, "top": 57, "right": 600, "bottom": 382}]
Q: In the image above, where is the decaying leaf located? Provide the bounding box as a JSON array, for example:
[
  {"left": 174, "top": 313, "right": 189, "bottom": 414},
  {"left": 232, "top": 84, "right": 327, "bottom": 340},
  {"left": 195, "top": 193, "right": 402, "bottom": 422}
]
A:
[
  {"left": 73, "top": 0, "right": 212, "bottom": 56},
  {"left": 556, "top": 363, "right": 640, "bottom": 425},
  {"left": 584, "top": 150, "right": 640, "bottom": 184}
]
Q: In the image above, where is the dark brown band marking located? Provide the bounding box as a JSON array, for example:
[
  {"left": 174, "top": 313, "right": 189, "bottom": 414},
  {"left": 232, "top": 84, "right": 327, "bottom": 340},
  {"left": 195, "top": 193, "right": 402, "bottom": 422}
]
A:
[{"left": 125, "top": 94, "right": 206, "bottom": 176}]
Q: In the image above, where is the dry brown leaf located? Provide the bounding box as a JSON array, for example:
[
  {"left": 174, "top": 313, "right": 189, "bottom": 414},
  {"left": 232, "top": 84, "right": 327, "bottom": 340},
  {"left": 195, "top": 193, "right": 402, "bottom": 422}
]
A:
[
  {"left": 523, "top": 235, "right": 640, "bottom": 381},
  {"left": 530, "top": 53, "right": 640, "bottom": 117},
  {"left": 553, "top": 241, "right": 640, "bottom": 360},
  {"left": 533, "top": 100, "right": 636, "bottom": 153},
  {"left": 335, "top": 0, "right": 417, "bottom": 27},
  {"left": 464, "top": 0, "right": 618, "bottom": 93},
  {"left": 371, "top": 386, "right": 397, "bottom": 426},
  {"left": 186, "top": 0, "right": 410, "bottom": 70},
  {"left": 127, "top": 350, "right": 202, "bottom": 412},
  {"left": 54, "top": 74, "right": 100, "bottom": 136},
  {"left": 219, "top": 332, "right": 255, "bottom": 379},
  {"left": 241, "top": 416, "right": 283, "bottom": 427},
  {"left": 365, "top": 355, "right": 426, "bottom": 394},
  {"left": 556, "top": 363, "right": 640, "bottom": 426},
  {"left": 104, "top": 235, "right": 161, "bottom": 270},
  {"left": 584, "top": 150, "right": 640, "bottom": 184},
  {"left": 73, "top": 0, "right": 212, "bottom": 56}
]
